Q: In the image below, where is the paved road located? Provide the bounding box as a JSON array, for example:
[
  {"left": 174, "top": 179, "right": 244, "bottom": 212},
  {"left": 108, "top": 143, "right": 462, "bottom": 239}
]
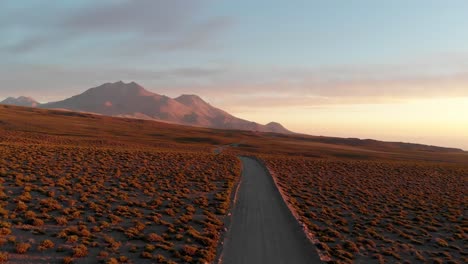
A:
[{"left": 221, "top": 157, "right": 322, "bottom": 264}]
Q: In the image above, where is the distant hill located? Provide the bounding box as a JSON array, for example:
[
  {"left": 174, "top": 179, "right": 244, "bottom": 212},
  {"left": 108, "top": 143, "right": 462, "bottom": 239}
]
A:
[
  {"left": 273, "top": 134, "right": 465, "bottom": 153},
  {"left": 9, "top": 81, "right": 291, "bottom": 134},
  {"left": 0, "top": 104, "right": 466, "bottom": 164},
  {"left": 1, "top": 96, "right": 38, "bottom": 107}
]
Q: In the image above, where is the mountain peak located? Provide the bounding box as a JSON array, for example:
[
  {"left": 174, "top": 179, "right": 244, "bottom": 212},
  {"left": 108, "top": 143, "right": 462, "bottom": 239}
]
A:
[
  {"left": 114, "top": 80, "right": 140, "bottom": 87},
  {"left": 87, "top": 81, "right": 153, "bottom": 97},
  {"left": 175, "top": 94, "right": 209, "bottom": 106},
  {"left": 107, "top": 80, "right": 142, "bottom": 88},
  {"left": 267, "top": 121, "right": 281, "bottom": 126},
  {"left": 1, "top": 96, "right": 38, "bottom": 107},
  {"left": 265, "top": 121, "right": 292, "bottom": 133}
]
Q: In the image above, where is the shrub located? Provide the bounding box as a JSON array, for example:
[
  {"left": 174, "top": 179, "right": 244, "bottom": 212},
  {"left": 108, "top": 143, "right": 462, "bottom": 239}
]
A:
[
  {"left": 16, "top": 201, "right": 27, "bottom": 211},
  {"left": 144, "top": 244, "right": 156, "bottom": 252},
  {"left": 16, "top": 242, "right": 31, "bottom": 254},
  {"left": 98, "top": 251, "right": 109, "bottom": 258},
  {"left": 63, "top": 256, "right": 73, "bottom": 264},
  {"left": 0, "top": 252, "right": 8, "bottom": 263},
  {"left": 32, "top": 218, "right": 44, "bottom": 227},
  {"left": 0, "top": 228, "right": 11, "bottom": 236},
  {"left": 72, "top": 244, "right": 88, "bottom": 258},
  {"left": 155, "top": 254, "right": 166, "bottom": 263},
  {"left": 24, "top": 210, "right": 36, "bottom": 219},
  {"left": 343, "top": 240, "right": 359, "bottom": 253},
  {"left": 140, "top": 252, "right": 152, "bottom": 259},
  {"left": 38, "top": 239, "right": 55, "bottom": 251},
  {"left": 79, "top": 228, "right": 91, "bottom": 237},
  {"left": 67, "top": 235, "right": 79, "bottom": 243},
  {"left": 106, "top": 258, "right": 119, "bottom": 264},
  {"left": 435, "top": 238, "right": 449, "bottom": 247},
  {"left": 55, "top": 216, "right": 68, "bottom": 225},
  {"left": 0, "top": 222, "right": 11, "bottom": 228},
  {"left": 183, "top": 245, "right": 198, "bottom": 256},
  {"left": 147, "top": 233, "right": 164, "bottom": 242}
]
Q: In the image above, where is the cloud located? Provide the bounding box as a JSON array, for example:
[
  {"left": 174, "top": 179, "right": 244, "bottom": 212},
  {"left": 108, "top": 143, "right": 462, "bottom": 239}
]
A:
[
  {"left": 0, "top": 0, "right": 231, "bottom": 55},
  {"left": 0, "top": 64, "right": 230, "bottom": 101},
  {"left": 146, "top": 63, "right": 468, "bottom": 109},
  {"left": 157, "top": 17, "right": 232, "bottom": 51},
  {"left": 62, "top": 0, "right": 198, "bottom": 34},
  {"left": 2, "top": 58, "right": 468, "bottom": 108}
]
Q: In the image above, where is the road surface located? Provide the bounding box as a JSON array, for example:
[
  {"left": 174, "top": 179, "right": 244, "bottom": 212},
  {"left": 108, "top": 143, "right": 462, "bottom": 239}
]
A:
[{"left": 221, "top": 157, "right": 322, "bottom": 264}]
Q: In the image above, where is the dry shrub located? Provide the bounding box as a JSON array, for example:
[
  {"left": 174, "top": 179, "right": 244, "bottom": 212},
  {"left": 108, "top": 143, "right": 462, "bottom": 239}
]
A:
[
  {"left": 435, "top": 238, "right": 449, "bottom": 247},
  {"left": 55, "top": 216, "right": 68, "bottom": 225},
  {"left": 16, "top": 242, "right": 31, "bottom": 254},
  {"left": 38, "top": 239, "right": 55, "bottom": 251},
  {"left": 140, "top": 252, "right": 152, "bottom": 259},
  {"left": 106, "top": 258, "right": 119, "bottom": 264},
  {"left": 0, "top": 252, "right": 8, "bottom": 263},
  {"left": 262, "top": 156, "right": 467, "bottom": 263},
  {"left": 0, "top": 141, "right": 241, "bottom": 264},
  {"left": 0, "top": 228, "right": 11, "bottom": 236},
  {"left": 147, "top": 232, "right": 164, "bottom": 242},
  {"left": 182, "top": 245, "right": 198, "bottom": 256},
  {"left": 72, "top": 244, "right": 88, "bottom": 258},
  {"left": 62, "top": 256, "right": 73, "bottom": 264}
]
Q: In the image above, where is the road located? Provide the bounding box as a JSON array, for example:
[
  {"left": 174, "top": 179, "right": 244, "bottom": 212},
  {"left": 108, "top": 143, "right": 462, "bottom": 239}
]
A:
[{"left": 220, "top": 157, "right": 322, "bottom": 264}]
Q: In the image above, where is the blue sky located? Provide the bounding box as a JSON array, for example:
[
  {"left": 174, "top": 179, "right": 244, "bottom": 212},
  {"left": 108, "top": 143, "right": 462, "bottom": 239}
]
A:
[
  {"left": 211, "top": 1, "right": 468, "bottom": 66},
  {"left": 1, "top": 0, "right": 467, "bottom": 148}
]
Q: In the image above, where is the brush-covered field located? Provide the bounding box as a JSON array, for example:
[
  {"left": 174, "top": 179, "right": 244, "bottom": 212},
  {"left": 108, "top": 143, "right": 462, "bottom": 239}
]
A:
[
  {"left": 1, "top": 105, "right": 467, "bottom": 263},
  {"left": 0, "top": 143, "right": 240, "bottom": 263},
  {"left": 262, "top": 156, "right": 467, "bottom": 264}
]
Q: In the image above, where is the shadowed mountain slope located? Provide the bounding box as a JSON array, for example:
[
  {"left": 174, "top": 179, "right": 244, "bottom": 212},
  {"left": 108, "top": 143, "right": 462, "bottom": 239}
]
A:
[{"left": 38, "top": 81, "right": 291, "bottom": 133}]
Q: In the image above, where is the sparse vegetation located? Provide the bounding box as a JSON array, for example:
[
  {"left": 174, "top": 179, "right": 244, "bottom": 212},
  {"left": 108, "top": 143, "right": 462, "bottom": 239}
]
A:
[
  {"left": 15, "top": 243, "right": 31, "bottom": 254},
  {"left": 0, "top": 137, "right": 240, "bottom": 263},
  {"left": 0, "top": 252, "right": 8, "bottom": 263},
  {"left": 262, "top": 156, "right": 468, "bottom": 263},
  {"left": 1, "top": 103, "right": 467, "bottom": 263},
  {"left": 38, "top": 239, "right": 55, "bottom": 251}
]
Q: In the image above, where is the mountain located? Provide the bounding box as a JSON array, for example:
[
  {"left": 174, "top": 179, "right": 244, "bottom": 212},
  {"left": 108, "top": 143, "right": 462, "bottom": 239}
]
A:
[
  {"left": 1, "top": 96, "right": 39, "bottom": 107},
  {"left": 39, "top": 81, "right": 292, "bottom": 134}
]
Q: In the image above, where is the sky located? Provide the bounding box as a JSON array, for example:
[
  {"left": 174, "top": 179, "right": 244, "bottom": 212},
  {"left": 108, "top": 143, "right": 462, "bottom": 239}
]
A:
[{"left": 1, "top": 0, "right": 468, "bottom": 149}]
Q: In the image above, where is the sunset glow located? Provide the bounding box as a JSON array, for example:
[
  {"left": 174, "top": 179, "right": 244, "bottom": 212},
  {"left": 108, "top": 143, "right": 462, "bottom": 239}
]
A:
[
  {"left": 233, "top": 97, "right": 468, "bottom": 149},
  {"left": 1, "top": 0, "right": 468, "bottom": 149}
]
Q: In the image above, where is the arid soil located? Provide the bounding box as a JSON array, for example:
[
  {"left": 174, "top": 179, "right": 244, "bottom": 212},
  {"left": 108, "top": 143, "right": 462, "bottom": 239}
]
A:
[
  {"left": 262, "top": 156, "right": 468, "bottom": 263},
  {"left": 0, "top": 144, "right": 240, "bottom": 263},
  {"left": 1, "top": 105, "right": 467, "bottom": 264}
]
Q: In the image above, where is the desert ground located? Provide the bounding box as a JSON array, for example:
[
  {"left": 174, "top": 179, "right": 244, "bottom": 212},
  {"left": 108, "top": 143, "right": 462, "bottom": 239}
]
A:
[
  {"left": 262, "top": 156, "right": 467, "bottom": 263},
  {"left": 0, "top": 104, "right": 467, "bottom": 263}
]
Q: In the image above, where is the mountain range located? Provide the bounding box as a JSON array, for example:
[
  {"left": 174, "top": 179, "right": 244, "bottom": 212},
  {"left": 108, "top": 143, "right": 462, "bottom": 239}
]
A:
[{"left": 1, "top": 81, "right": 291, "bottom": 134}]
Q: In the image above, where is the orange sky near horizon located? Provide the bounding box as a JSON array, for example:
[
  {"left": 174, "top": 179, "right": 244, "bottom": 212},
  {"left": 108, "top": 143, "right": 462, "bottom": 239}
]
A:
[{"left": 233, "top": 97, "right": 468, "bottom": 150}]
